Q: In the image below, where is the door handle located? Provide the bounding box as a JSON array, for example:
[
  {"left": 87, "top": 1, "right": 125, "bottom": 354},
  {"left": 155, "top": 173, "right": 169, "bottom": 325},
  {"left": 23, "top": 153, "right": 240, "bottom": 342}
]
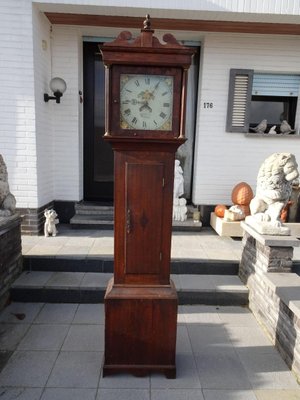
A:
[{"left": 126, "top": 209, "right": 131, "bottom": 234}]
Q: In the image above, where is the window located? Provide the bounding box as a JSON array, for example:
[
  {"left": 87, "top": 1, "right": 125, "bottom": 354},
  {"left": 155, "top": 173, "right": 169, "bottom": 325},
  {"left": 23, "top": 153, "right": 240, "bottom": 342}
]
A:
[{"left": 226, "top": 70, "right": 300, "bottom": 134}]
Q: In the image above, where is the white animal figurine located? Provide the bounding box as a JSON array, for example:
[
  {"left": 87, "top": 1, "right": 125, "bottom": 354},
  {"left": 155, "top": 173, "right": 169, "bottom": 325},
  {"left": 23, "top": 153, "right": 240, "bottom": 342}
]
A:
[
  {"left": 249, "top": 119, "right": 267, "bottom": 133},
  {"left": 179, "top": 198, "right": 188, "bottom": 222},
  {"left": 44, "top": 209, "right": 59, "bottom": 237},
  {"left": 268, "top": 125, "right": 277, "bottom": 135},
  {"left": 280, "top": 120, "right": 295, "bottom": 135}
]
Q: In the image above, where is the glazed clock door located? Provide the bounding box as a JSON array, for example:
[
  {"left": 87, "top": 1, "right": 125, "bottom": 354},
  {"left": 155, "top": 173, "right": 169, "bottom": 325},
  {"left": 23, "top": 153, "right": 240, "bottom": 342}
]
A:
[
  {"left": 125, "top": 162, "right": 164, "bottom": 281},
  {"left": 109, "top": 65, "right": 182, "bottom": 138},
  {"left": 120, "top": 74, "right": 174, "bottom": 131}
]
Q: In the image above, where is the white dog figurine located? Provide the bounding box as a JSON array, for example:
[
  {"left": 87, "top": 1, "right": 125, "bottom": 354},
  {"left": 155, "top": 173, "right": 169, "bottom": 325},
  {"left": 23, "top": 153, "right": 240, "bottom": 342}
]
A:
[{"left": 44, "top": 209, "right": 59, "bottom": 237}]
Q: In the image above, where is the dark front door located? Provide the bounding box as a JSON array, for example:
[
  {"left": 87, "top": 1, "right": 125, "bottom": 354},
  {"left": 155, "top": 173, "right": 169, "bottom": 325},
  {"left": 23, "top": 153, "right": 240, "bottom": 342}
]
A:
[{"left": 83, "top": 42, "right": 114, "bottom": 201}]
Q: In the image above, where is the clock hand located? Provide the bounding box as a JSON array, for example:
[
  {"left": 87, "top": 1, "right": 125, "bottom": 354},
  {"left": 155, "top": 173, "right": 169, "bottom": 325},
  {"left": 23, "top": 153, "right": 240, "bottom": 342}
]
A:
[
  {"left": 139, "top": 102, "right": 152, "bottom": 112},
  {"left": 150, "top": 81, "right": 160, "bottom": 96}
]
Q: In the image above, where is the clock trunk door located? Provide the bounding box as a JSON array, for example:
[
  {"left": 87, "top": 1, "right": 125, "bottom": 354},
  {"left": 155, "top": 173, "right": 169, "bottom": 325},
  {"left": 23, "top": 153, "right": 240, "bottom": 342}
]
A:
[{"left": 125, "top": 162, "right": 164, "bottom": 279}]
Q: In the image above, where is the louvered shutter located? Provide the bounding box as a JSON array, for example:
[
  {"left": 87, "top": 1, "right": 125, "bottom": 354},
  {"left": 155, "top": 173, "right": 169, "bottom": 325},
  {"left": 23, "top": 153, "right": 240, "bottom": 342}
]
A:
[{"left": 226, "top": 69, "right": 253, "bottom": 132}]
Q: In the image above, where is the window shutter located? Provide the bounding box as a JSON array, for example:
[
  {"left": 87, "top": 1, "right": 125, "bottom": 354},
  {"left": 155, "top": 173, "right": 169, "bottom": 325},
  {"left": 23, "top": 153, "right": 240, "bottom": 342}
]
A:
[{"left": 226, "top": 69, "right": 253, "bottom": 132}]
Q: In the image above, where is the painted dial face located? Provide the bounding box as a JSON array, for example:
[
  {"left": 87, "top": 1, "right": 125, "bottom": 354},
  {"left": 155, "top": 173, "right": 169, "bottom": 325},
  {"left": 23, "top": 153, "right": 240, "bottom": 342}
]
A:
[{"left": 120, "top": 74, "right": 173, "bottom": 130}]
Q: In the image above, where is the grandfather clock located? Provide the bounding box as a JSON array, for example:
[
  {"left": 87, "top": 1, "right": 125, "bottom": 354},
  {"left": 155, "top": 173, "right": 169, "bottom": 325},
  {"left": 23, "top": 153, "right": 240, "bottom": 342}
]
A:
[{"left": 100, "top": 15, "right": 194, "bottom": 378}]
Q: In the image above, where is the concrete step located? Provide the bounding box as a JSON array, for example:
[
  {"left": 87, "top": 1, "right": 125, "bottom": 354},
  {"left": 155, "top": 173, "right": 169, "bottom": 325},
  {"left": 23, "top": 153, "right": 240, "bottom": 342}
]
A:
[
  {"left": 70, "top": 202, "right": 202, "bottom": 231},
  {"left": 75, "top": 203, "right": 114, "bottom": 216},
  {"left": 23, "top": 256, "right": 239, "bottom": 275},
  {"left": 70, "top": 203, "right": 114, "bottom": 229},
  {"left": 70, "top": 214, "right": 203, "bottom": 232},
  {"left": 10, "top": 271, "right": 248, "bottom": 306},
  {"left": 70, "top": 214, "right": 114, "bottom": 230}
]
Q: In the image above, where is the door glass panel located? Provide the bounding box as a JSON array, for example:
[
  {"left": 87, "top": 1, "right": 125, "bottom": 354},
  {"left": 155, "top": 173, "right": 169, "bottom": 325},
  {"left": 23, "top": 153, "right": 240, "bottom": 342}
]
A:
[
  {"left": 94, "top": 59, "right": 114, "bottom": 182},
  {"left": 83, "top": 42, "right": 114, "bottom": 200}
]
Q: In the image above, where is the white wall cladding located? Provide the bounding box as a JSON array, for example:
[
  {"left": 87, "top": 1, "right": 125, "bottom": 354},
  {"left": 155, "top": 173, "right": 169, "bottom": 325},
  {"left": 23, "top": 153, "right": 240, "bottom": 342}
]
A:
[
  {"left": 35, "top": 0, "right": 300, "bottom": 19},
  {"left": 51, "top": 26, "right": 83, "bottom": 201},
  {"left": 192, "top": 33, "right": 300, "bottom": 205},
  {"left": 0, "top": 0, "right": 38, "bottom": 209},
  {"left": 32, "top": 6, "right": 53, "bottom": 206}
]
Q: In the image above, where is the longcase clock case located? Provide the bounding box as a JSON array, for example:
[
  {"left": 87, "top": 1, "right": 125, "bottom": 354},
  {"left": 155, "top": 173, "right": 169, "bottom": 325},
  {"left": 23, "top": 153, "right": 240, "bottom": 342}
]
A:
[{"left": 100, "top": 16, "right": 194, "bottom": 378}]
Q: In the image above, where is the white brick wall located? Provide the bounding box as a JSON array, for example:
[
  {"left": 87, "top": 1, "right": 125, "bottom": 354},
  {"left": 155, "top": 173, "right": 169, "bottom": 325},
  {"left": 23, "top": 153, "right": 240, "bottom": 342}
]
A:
[
  {"left": 32, "top": 5, "right": 53, "bottom": 206},
  {"left": 0, "top": 0, "right": 38, "bottom": 208},
  {"left": 51, "top": 26, "right": 83, "bottom": 201},
  {"left": 192, "top": 32, "right": 300, "bottom": 205}
]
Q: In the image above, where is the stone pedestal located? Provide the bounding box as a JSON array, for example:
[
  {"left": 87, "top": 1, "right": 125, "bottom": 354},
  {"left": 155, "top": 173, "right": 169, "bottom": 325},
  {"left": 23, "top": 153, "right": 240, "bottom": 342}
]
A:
[
  {"left": 239, "top": 222, "right": 299, "bottom": 282},
  {"left": 239, "top": 221, "right": 300, "bottom": 379},
  {"left": 0, "top": 215, "right": 22, "bottom": 310}
]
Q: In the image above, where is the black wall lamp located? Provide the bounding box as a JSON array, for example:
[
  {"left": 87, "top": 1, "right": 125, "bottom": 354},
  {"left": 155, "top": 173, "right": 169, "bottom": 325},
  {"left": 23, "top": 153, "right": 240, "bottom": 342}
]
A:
[{"left": 44, "top": 77, "right": 67, "bottom": 103}]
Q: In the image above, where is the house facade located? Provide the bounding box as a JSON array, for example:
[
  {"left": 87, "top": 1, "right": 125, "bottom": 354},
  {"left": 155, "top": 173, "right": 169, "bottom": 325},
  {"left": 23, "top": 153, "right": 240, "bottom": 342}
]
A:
[{"left": 2, "top": 0, "right": 300, "bottom": 233}]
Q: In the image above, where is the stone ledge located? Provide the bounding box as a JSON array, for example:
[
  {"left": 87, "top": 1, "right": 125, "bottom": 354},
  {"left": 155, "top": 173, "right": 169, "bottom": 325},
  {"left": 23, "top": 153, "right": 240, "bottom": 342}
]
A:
[
  {"left": 241, "top": 221, "right": 300, "bottom": 247},
  {"left": 211, "top": 213, "right": 300, "bottom": 238},
  {"left": 0, "top": 214, "right": 22, "bottom": 231},
  {"left": 264, "top": 272, "right": 300, "bottom": 319}
]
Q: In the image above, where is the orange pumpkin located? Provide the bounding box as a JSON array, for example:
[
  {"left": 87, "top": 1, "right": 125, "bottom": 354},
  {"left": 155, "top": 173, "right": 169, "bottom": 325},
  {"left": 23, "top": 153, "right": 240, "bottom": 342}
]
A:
[
  {"left": 231, "top": 182, "right": 254, "bottom": 206},
  {"left": 280, "top": 201, "right": 293, "bottom": 222},
  {"left": 214, "top": 204, "right": 227, "bottom": 218}
]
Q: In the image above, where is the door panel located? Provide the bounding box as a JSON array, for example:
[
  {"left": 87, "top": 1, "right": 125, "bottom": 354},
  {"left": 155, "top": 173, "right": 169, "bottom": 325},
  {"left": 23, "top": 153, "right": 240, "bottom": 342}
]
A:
[
  {"left": 125, "top": 162, "right": 164, "bottom": 275},
  {"left": 83, "top": 42, "right": 114, "bottom": 201}
]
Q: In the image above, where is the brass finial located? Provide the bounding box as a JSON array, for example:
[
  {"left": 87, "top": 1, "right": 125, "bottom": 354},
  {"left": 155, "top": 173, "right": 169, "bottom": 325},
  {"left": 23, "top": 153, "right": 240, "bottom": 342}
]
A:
[{"left": 143, "top": 14, "right": 151, "bottom": 30}]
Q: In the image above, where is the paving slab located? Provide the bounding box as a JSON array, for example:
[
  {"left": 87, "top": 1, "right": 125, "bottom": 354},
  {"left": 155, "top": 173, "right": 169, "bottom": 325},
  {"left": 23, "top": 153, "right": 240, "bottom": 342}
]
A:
[
  {"left": 152, "top": 388, "right": 204, "bottom": 400},
  {"left": 0, "top": 303, "right": 44, "bottom": 324},
  {"left": 17, "top": 324, "right": 69, "bottom": 351},
  {"left": 40, "top": 388, "right": 97, "bottom": 400},
  {"left": 0, "top": 388, "right": 43, "bottom": 400},
  {"left": 72, "top": 304, "right": 104, "bottom": 325},
  {"left": 34, "top": 303, "right": 78, "bottom": 324},
  {"left": 0, "top": 350, "right": 58, "bottom": 387},
  {"left": 98, "top": 372, "right": 150, "bottom": 389},
  {"left": 61, "top": 324, "right": 104, "bottom": 351},
  {"left": 46, "top": 351, "right": 102, "bottom": 388},
  {"left": 96, "top": 388, "right": 150, "bottom": 400},
  {"left": 254, "top": 389, "right": 300, "bottom": 400},
  {"left": 0, "top": 323, "right": 31, "bottom": 353},
  {"left": 203, "top": 389, "right": 257, "bottom": 400},
  {"left": 237, "top": 349, "right": 300, "bottom": 389},
  {"left": 195, "top": 349, "right": 252, "bottom": 390},
  {"left": 150, "top": 353, "right": 201, "bottom": 389}
]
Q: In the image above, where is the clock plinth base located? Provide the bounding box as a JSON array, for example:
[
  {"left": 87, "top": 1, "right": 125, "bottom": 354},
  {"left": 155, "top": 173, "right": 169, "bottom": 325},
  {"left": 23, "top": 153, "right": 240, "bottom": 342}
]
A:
[{"left": 103, "top": 278, "right": 178, "bottom": 379}]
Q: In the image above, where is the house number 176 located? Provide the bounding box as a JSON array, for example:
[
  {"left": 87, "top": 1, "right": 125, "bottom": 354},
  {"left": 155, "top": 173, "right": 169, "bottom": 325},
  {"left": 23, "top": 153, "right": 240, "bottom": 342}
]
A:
[{"left": 204, "top": 102, "right": 213, "bottom": 108}]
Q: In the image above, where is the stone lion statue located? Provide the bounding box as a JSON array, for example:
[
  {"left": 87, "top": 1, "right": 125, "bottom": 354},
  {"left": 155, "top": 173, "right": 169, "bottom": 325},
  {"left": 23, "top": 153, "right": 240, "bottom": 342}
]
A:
[
  {"left": 0, "top": 154, "right": 16, "bottom": 217},
  {"left": 250, "top": 153, "right": 299, "bottom": 225}
]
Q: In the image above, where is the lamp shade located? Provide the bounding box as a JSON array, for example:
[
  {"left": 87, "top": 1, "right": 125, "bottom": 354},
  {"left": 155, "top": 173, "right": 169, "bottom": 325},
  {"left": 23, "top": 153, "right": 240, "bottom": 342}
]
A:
[{"left": 49, "top": 77, "right": 67, "bottom": 94}]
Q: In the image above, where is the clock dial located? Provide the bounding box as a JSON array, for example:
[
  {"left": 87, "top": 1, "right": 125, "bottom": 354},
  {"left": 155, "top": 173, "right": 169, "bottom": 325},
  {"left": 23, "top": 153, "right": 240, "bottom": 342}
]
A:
[{"left": 120, "top": 74, "right": 173, "bottom": 130}]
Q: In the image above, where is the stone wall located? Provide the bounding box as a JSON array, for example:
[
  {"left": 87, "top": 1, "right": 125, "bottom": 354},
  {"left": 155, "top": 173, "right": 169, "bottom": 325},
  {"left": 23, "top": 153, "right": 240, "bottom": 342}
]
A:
[
  {"left": 0, "top": 215, "right": 22, "bottom": 310},
  {"left": 239, "top": 222, "right": 300, "bottom": 379}
]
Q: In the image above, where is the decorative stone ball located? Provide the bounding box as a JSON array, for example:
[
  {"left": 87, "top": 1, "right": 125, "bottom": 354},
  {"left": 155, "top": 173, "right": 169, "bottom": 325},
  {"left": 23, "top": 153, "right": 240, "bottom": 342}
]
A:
[
  {"left": 231, "top": 182, "right": 253, "bottom": 206},
  {"left": 214, "top": 204, "right": 227, "bottom": 218}
]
